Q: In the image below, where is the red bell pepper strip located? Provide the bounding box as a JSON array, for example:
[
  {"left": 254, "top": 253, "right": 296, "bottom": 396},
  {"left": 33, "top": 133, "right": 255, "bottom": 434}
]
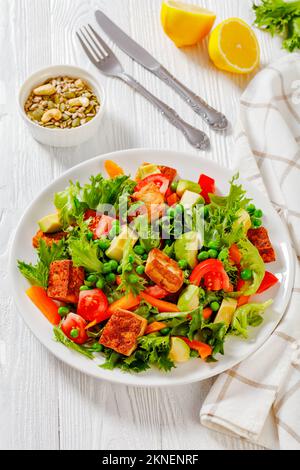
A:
[
  {"left": 190, "top": 259, "right": 230, "bottom": 291},
  {"left": 198, "top": 174, "right": 215, "bottom": 204},
  {"left": 181, "top": 337, "right": 213, "bottom": 360},
  {"left": 140, "top": 292, "right": 179, "bottom": 312},
  {"left": 167, "top": 192, "right": 179, "bottom": 206},
  {"left": 257, "top": 271, "right": 279, "bottom": 294},
  {"left": 26, "top": 286, "right": 61, "bottom": 325}
]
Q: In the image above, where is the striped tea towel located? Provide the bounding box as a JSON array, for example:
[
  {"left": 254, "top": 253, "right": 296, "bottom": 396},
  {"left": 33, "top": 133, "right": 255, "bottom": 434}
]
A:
[{"left": 200, "top": 54, "right": 300, "bottom": 450}]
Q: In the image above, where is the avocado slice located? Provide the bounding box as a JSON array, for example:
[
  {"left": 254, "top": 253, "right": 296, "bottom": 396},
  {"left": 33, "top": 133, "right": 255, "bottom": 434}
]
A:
[
  {"left": 105, "top": 226, "right": 138, "bottom": 262},
  {"left": 136, "top": 164, "right": 161, "bottom": 180},
  {"left": 177, "top": 285, "right": 200, "bottom": 311},
  {"left": 38, "top": 213, "right": 62, "bottom": 233},
  {"left": 180, "top": 190, "right": 204, "bottom": 208},
  {"left": 174, "top": 231, "right": 201, "bottom": 269},
  {"left": 214, "top": 298, "right": 238, "bottom": 326},
  {"left": 169, "top": 337, "right": 190, "bottom": 363},
  {"left": 176, "top": 180, "right": 201, "bottom": 198},
  {"left": 233, "top": 209, "right": 251, "bottom": 233}
]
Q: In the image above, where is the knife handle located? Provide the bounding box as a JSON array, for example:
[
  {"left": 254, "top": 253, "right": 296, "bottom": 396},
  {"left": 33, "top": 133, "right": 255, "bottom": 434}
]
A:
[
  {"left": 154, "top": 66, "right": 228, "bottom": 131},
  {"left": 120, "top": 72, "right": 210, "bottom": 150}
]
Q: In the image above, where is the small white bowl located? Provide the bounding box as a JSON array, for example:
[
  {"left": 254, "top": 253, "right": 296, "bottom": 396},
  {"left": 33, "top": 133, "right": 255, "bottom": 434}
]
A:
[{"left": 18, "top": 65, "right": 106, "bottom": 148}]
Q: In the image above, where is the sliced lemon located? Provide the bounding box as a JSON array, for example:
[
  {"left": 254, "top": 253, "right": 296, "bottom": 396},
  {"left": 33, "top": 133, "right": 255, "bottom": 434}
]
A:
[
  {"left": 208, "top": 18, "right": 260, "bottom": 74},
  {"left": 161, "top": 0, "right": 216, "bottom": 48}
]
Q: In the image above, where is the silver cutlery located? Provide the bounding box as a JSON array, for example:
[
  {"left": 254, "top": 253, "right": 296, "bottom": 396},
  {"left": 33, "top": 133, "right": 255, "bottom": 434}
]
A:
[
  {"left": 77, "top": 25, "right": 210, "bottom": 150},
  {"left": 95, "top": 10, "right": 228, "bottom": 131}
]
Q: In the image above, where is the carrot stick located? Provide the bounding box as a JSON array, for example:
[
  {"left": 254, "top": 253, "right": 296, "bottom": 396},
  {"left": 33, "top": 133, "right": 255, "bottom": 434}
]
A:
[
  {"left": 140, "top": 292, "right": 179, "bottom": 313},
  {"left": 203, "top": 307, "right": 213, "bottom": 320},
  {"left": 104, "top": 160, "right": 124, "bottom": 178},
  {"left": 107, "top": 292, "right": 140, "bottom": 314},
  {"left": 145, "top": 321, "right": 167, "bottom": 335},
  {"left": 26, "top": 286, "right": 61, "bottom": 325},
  {"left": 85, "top": 319, "right": 97, "bottom": 330}
]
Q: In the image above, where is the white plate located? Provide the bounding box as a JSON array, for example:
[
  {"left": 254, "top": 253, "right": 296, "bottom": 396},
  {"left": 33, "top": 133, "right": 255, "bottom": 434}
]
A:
[{"left": 9, "top": 149, "right": 295, "bottom": 387}]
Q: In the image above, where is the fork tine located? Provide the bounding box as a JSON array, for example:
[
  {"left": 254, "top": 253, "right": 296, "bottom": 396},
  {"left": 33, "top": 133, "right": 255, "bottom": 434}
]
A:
[
  {"left": 76, "top": 30, "right": 100, "bottom": 65},
  {"left": 83, "top": 26, "right": 107, "bottom": 58},
  {"left": 79, "top": 28, "right": 101, "bottom": 62},
  {"left": 88, "top": 24, "right": 115, "bottom": 58}
]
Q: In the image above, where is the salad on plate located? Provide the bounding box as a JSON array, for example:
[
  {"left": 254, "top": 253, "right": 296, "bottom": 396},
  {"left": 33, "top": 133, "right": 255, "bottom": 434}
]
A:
[{"left": 18, "top": 160, "right": 279, "bottom": 373}]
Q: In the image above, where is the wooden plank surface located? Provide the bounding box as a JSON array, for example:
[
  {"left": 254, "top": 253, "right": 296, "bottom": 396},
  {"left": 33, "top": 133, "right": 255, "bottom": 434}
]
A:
[{"left": 0, "top": 0, "right": 285, "bottom": 450}]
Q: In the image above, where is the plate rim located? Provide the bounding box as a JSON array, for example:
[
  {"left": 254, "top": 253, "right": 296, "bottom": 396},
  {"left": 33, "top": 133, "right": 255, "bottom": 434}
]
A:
[{"left": 9, "top": 148, "right": 295, "bottom": 387}]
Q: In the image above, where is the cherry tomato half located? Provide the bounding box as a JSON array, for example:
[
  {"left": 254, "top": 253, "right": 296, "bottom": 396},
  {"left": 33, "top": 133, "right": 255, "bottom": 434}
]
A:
[
  {"left": 61, "top": 313, "right": 88, "bottom": 344},
  {"left": 77, "top": 289, "right": 109, "bottom": 323},
  {"left": 135, "top": 174, "right": 169, "bottom": 195}
]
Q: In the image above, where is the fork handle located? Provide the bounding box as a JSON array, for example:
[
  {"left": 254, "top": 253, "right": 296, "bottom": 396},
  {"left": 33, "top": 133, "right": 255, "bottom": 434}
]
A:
[
  {"left": 120, "top": 73, "right": 209, "bottom": 150},
  {"left": 154, "top": 66, "right": 228, "bottom": 131}
]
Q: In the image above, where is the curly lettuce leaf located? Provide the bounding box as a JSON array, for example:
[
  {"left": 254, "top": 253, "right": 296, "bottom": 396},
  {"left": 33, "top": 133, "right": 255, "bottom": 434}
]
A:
[
  {"left": 53, "top": 326, "right": 95, "bottom": 359},
  {"left": 119, "top": 237, "right": 146, "bottom": 295},
  {"left": 68, "top": 235, "right": 103, "bottom": 273},
  {"left": 54, "top": 181, "right": 86, "bottom": 229},
  {"left": 18, "top": 239, "right": 67, "bottom": 288},
  {"left": 82, "top": 174, "right": 136, "bottom": 210},
  {"left": 238, "top": 238, "right": 265, "bottom": 295},
  {"left": 231, "top": 300, "right": 273, "bottom": 338}
]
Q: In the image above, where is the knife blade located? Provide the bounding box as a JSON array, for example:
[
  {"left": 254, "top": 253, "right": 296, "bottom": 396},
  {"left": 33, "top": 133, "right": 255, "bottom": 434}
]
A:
[{"left": 95, "top": 10, "right": 228, "bottom": 130}]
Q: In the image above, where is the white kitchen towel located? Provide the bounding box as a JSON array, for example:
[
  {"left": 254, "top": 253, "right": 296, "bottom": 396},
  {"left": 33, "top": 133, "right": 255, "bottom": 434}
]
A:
[{"left": 200, "top": 54, "right": 300, "bottom": 450}]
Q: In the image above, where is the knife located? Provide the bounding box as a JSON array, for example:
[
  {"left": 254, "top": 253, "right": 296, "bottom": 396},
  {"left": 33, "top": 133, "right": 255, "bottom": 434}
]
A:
[{"left": 95, "top": 10, "right": 228, "bottom": 131}]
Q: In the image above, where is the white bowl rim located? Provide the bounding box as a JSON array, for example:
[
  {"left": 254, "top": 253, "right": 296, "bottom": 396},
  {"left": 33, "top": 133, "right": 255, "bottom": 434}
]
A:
[{"left": 18, "top": 64, "right": 106, "bottom": 133}]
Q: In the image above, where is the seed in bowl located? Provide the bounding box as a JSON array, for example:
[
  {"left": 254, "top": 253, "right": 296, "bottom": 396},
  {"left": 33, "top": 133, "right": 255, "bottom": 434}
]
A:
[{"left": 24, "top": 76, "right": 100, "bottom": 129}]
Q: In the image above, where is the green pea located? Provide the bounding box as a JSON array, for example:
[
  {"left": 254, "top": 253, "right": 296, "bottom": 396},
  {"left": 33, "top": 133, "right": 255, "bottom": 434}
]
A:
[
  {"left": 178, "top": 259, "right": 188, "bottom": 269},
  {"left": 96, "top": 278, "right": 105, "bottom": 289},
  {"left": 254, "top": 209, "right": 263, "bottom": 218},
  {"left": 208, "top": 240, "right": 220, "bottom": 250},
  {"left": 103, "top": 263, "right": 112, "bottom": 274},
  {"left": 175, "top": 204, "right": 183, "bottom": 214},
  {"left": 142, "top": 253, "right": 148, "bottom": 261},
  {"left": 160, "top": 327, "right": 171, "bottom": 335},
  {"left": 198, "top": 251, "right": 209, "bottom": 261},
  {"left": 128, "top": 274, "right": 139, "bottom": 284},
  {"left": 109, "top": 260, "right": 119, "bottom": 272},
  {"left": 98, "top": 238, "right": 111, "bottom": 250},
  {"left": 117, "top": 265, "right": 123, "bottom": 274},
  {"left": 128, "top": 254, "right": 135, "bottom": 263},
  {"left": 70, "top": 328, "right": 79, "bottom": 338},
  {"left": 91, "top": 343, "right": 103, "bottom": 352},
  {"left": 207, "top": 249, "right": 218, "bottom": 259},
  {"left": 247, "top": 204, "right": 256, "bottom": 214},
  {"left": 252, "top": 218, "right": 262, "bottom": 228},
  {"left": 87, "top": 274, "right": 98, "bottom": 284},
  {"left": 58, "top": 306, "right": 70, "bottom": 317},
  {"left": 125, "top": 263, "right": 133, "bottom": 272},
  {"left": 105, "top": 273, "right": 116, "bottom": 283},
  {"left": 80, "top": 285, "right": 90, "bottom": 291},
  {"left": 136, "top": 265, "right": 145, "bottom": 275},
  {"left": 86, "top": 231, "right": 94, "bottom": 241},
  {"left": 134, "top": 245, "right": 145, "bottom": 255},
  {"left": 241, "top": 268, "right": 252, "bottom": 280},
  {"left": 171, "top": 181, "right": 178, "bottom": 192},
  {"left": 167, "top": 207, "right": 176, "bottom": 218},
  {"left": 210, "top": 301, "right": 220, "bottom": 312}
]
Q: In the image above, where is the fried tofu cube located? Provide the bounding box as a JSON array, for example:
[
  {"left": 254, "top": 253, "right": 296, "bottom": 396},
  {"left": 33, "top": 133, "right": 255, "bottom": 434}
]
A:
[
  {"left": 32, "top": 230, "right": 66, "bottom": 249},
  {"left": 132, "top": 182, "right": 165, "bottom": 221},
  {"left": 145, "top": 248, "right": 184, "bottom": 293},
  {"left": 100, "top": 309, "right": 147, "bottom": 356},
  {"left": 247, "top": 227, "right": 276, "bottom": 263},
  {"left": 47, "top": 260, "right": 85, "bottom": 304}
]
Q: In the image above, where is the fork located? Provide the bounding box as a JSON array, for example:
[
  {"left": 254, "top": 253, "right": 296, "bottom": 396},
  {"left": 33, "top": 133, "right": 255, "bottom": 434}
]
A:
[{"left": 76, "top": 25, "right": 210, "bottom": 150}]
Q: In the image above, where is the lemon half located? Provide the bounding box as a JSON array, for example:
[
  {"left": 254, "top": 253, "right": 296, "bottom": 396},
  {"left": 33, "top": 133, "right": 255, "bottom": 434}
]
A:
[
  {"left": 208, "top": 18, "right": 260, "bottom": 74},
  {"left": 161, "top": 0, "right": 216, "bottom": 48}
]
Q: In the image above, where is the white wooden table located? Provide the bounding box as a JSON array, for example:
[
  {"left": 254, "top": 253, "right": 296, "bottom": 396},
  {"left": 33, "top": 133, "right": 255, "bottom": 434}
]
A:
[{"left": 0, "top": 0, "right": 286, "bottom": 450}]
